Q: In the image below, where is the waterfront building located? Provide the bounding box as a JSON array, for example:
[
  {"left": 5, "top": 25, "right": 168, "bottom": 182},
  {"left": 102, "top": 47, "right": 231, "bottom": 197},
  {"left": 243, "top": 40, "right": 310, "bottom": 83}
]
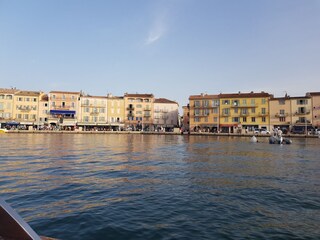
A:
[
  {"left": 306, "top": 92, "right": 320, "bottom": 129},
  {"left": 78, "top": 95, "right": 108, "bottom": 130},
  {"left": 189, "top": 93, "right": 220, "bottom": 132},
  {"left": 38, "top": 94, "right": 49, "bottom": 128},
  {"left": 153, "top": 98, "right": 179, "bottom": 131},
  {"left": 181, "top": 105, "right": 190, "bottom": 132},
  {"left": 0, "top": 88, "right": 17, "bottom": 128},
  {"left": 124, "top": 93, "right": 154, "bottom": 130},
  {"left": 218, "top": 92, "right": 272, "bottom": 133},
  {"left": 269, "top": 95, "right": 292, "bottom": 132},
  {"left": 13, "top": 90, "right": 44, "bottom": 129},
  {"left": 106, "top": 94, "right": 125, "bottom": 131},
  {"left": 290, "top": 95, "right": 312, "bottom": 133},
  {"left": 48, "top": 91, "right": 81, "bottom": 129}
]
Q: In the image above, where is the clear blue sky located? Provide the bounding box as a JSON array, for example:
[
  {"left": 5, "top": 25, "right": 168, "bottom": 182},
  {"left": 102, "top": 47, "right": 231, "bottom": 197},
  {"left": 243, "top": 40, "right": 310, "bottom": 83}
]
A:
[{"left": 1, "top": 0, "right": 319, "bottom": 111}]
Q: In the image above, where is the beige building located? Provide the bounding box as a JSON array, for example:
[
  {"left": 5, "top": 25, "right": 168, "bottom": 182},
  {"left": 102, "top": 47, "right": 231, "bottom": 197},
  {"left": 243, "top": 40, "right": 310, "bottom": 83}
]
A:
[
  {"left": 124, "top": 93, "right": 154, "bottom": 130},
  {"left": 78, "top": 95, "right": 108, "bottom": 130},
  {"left": 307, "top": 92, "right": 320, "bottom": 128},
  {"left": 269, "top": 96, "right": 292, "bottom": 131},
  {"left": 13, "top": 90, "right": 44, "bottom": 128},
  {"left": 48, "top": 91, "right": 81, "bottom": 129},
  {"left": 189, "top": 93, "right": 220, "bottom": 132},
  {"left": 0, "top": 88, "right": 17, "bottom": 127},
  {"left": 181, "top": 105, "right": 190, "bottom": 132},
  {"left": 106, "top": 94, "right": 125, "bottom": 130},
  {"left": 153, "top": 98, "right": 179, "bottom": 130},
  {"left": 38, "top": 94, "right": 49, "bottom": 128},
  {"left": 290, "top": 96, "right": 312, "bottom": 131}
]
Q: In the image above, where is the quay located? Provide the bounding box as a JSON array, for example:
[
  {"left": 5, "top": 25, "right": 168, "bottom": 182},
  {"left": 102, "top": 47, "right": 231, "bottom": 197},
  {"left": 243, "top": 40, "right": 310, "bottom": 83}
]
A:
[{"left": 3, "top": 130, "right": 319, "bottom": 138}]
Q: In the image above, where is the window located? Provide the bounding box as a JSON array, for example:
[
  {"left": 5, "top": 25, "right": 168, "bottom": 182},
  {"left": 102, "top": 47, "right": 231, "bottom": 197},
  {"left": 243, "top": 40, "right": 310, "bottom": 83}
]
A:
[
  {"left": 85, "top": 107, "right": 89, "bottom": 113},
  {"left": 224, "top": 117, "right": 228, "bottom": 122},
  {"left": 204, "top": 117, "right": 208, "bottom": 122},
  {"left": 194, "top": 117, "right": 200, "bottom": 122},
  {"left": 6, "top": 95, "right": 12, "bottom": 100},
  {"left": 203, "top": 109, "right": 209, "bottom": 116},
  {"left": 223, "top": 108, "right": 230, "bottom": 115},
  {"left": 234, "top": 108, "right": 238, "bottom": 114},
  {"left": 212, "top": 100, "right": 219, "bottom": 106},
  {"left": 194, "top": 101, "right": 200, "bottom": 107},
  {"left": 298, "top": 107, "right": 306, "bottom": 114},
  {"left": 297, "top": 99, "right": 308, "bottom": 105},
  {"left": 280, "top": 109, "right": 285, "bottom": 115},
  {"left": 233, "top": 117, "right": 239, "bottom": 122},
  {"left": 0, "top": 95, "right": 4, "bottom": 99},
  {"left": 251, "top": 117, "right": 256, "bottom": 122},
  {"left": 18, "top": 97, "right": 23, "bottom": 101},
  {"left": 261, "top": 98, "right": 266, "bottom": 104},
  {"left": 136, "top": 104, "right": 142, "bottom": 108},
  {"left": 52, "top": 95, "right": 56, "bottom": 99},
  {"left": 261, "top": 108, "right": 266, "bottom": 114},
  {"left": 203, "top": 100, "right": 209, "bottom": 107},
  {"left": 194, "top": 109, "right": 200, "bottom": 116},
  {"left": 242, "top": 117, "right": 247, "bottom": 122},
  {"left": 137, "top": 98, "right": 143, "bottom": 102},
  {"left": 251, "top": 108, "right": 255, "bottom": 113},
  {"left": 279, "top": 117, "right": 286, "bottom": 122},
  {"left": 33, "top": 98, "right": 37, "bottom": 102},
  {"left": 84, "top": 116, "right": 89, "bottom": 122},
  {"left": 251, "top": 99, "right": 255, "bottom": 105},
  {"left": 223, "top": 100, "right": 230, "bottom": 105},
  {"left": 262, "top": 117, "right": 266, "bottom": 122},
  {"left": 213, "top": 117, "right": 218, "bottom": 122},
  {"left": 212, "top": 108, "right": 218, "bottom": 114},
  {"left": 232, "top": 100, "right": 239, "bottom": 106},
  {"left": 242, "top": 99, "right": 247, "bottom": 105},
  {"left": 52, "top": 102, "right": 55, "bottom": 107}
]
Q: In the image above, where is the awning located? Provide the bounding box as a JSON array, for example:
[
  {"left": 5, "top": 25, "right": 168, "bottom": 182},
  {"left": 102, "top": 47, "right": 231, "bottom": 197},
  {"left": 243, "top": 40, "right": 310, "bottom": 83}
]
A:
[
  {"left": 6, "top": 121, "right": 20, "bottom": 125},
  {"left": 50, "top": 110, "right": 76, "bottom": 115}
]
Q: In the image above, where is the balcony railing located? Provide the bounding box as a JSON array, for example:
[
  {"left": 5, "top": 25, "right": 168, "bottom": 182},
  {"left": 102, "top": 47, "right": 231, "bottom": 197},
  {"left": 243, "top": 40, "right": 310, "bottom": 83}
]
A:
[{"left": 295, "top": 110, "right": 310, "bottom": 115}]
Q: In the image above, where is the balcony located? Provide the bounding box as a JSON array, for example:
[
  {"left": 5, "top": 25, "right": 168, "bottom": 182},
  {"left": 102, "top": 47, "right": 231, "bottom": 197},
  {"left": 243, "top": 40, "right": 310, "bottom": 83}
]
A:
[
  {"left": 126, "top": 107, "right": 134, "bottom": 110},
  {"left": 144, "top": 108, "right": 152, "bottom": 111},
  {"left": 295, "top": 110, "right": 310, "bottom": 115},
  {"left": 222, "top": 112, "right": 230, "bottom": 117},
  {"left": 240, "top": 112, "right": 249, "bottom": 116},
  {"left": 275, "top": 113, "right": 288, "bottom": 117},
  {"left": 258, "top": 112, "right": 269, "bottom": 116}
]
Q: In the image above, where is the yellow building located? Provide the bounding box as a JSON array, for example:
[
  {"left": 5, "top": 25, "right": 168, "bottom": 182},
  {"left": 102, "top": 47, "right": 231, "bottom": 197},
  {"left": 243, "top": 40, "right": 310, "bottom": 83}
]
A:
[
  {"left": 124, "top": 93, "right": 154, "bottom": 130},
  {"left": 106, "top": 94, "right": 125, "bottom": 131},
  {"left": 218, "top": 92, "right": 271, "bottom": 133},
  {"left": 189, "top": 93, "right": 219, "bottom": 132},
  {"left": 48, "top": 91, "right": 81, "bottom": 129},
  {"left": 13, "top": 90, "right": 44, "bottom": 129},
  {"left": 0, "top": 88, "right": 17, "bottom": 127}
]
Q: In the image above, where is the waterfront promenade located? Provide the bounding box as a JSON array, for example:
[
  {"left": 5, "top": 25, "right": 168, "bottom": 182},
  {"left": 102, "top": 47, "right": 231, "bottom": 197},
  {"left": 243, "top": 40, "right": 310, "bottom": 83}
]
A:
[{"left": 3, "top": 129, "right": 319, "bottom": 139}]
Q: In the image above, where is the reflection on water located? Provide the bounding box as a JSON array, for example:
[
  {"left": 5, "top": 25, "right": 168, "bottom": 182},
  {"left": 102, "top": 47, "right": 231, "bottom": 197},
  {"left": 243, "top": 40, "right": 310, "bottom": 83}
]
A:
[{"left": 0, "top": 134, "right": 319, "bottom": 239}]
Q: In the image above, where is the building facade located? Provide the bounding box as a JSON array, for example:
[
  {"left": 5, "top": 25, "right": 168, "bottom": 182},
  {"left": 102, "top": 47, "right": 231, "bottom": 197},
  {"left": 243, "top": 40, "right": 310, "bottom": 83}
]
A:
[
  {"left": 218, "top": 92, "right": 271, "bottom": 133},
  {"left": 106, "top": 94, "right": 125, "bottom": 130},
  {"left": 153, "top": 98, "right": 179, "bottom": 131},
  {"left": 0, "top": 88, "right": 16, "bottom": 127},
  {"left": 307, "top": 92, "right": 320, "bottom": 128},
  {"left": 78, "top": 95, "right": 108, "bottom": 130},
  {"left": 13, "top": 90, "right": 44, "bottom": 129},
  {"left": 189, "top": 94, "right": 220, "bottom": 132},
  {"left": 124, "top": 93, "right": 154, "bottom": 130},
  {"left": 48, "top": 91, "right": 81, "bottom": 129}
]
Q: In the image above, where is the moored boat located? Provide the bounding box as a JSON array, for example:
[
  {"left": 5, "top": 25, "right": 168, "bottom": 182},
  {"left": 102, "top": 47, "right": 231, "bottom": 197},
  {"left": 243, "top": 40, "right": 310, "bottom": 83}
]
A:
[
  {"left": 0, "top": 129, "right": 8, "bottom": 133},
  {"left": 269, "top": 135, "right": 292, "bottom": 144}
]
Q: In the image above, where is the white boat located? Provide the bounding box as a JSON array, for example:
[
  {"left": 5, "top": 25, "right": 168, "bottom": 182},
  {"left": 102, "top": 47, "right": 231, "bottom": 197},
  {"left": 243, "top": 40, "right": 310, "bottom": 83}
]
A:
[
  {"left": 250, "top": 136, "right": 258, "bottom": 143},
  {"left": 0, "top": 128, "right": 8, "bottom": 133},
  {"left": 269, "top": 135, "right": 292, "bottom": 144}
]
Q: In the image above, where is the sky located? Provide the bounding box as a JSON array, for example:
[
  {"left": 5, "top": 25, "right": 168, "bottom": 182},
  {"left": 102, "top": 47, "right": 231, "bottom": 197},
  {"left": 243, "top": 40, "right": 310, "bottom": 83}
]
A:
[{"left": 1, "top": 0, "right": 320, "bottom": 112}]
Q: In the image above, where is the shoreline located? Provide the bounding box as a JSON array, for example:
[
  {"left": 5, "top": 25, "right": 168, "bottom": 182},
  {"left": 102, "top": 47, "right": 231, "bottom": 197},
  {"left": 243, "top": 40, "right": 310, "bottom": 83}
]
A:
[{"left": 3, "top": 130, "right": 319, "bottom": 138}]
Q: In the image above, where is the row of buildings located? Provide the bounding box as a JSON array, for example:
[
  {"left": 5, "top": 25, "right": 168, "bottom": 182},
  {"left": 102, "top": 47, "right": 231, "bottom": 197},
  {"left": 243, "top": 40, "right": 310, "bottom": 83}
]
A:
[
  {"left": 182, "top": 91, "right": 320, "bottom": 133},
  {"left": 0, "top": 88, "right": 179, "bottom": 131}
]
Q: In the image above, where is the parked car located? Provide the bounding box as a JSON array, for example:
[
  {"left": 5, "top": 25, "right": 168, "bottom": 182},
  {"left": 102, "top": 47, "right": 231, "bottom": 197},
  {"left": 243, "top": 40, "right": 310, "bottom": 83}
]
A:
[{"left": 254, "top": 128, "right": 270, "bottom": 134}]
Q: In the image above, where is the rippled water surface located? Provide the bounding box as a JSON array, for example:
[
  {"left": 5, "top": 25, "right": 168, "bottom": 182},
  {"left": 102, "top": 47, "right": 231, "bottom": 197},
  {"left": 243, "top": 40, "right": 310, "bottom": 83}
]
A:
[{"left": 0, "top": 134, "right": 319, "bottom": 239}]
